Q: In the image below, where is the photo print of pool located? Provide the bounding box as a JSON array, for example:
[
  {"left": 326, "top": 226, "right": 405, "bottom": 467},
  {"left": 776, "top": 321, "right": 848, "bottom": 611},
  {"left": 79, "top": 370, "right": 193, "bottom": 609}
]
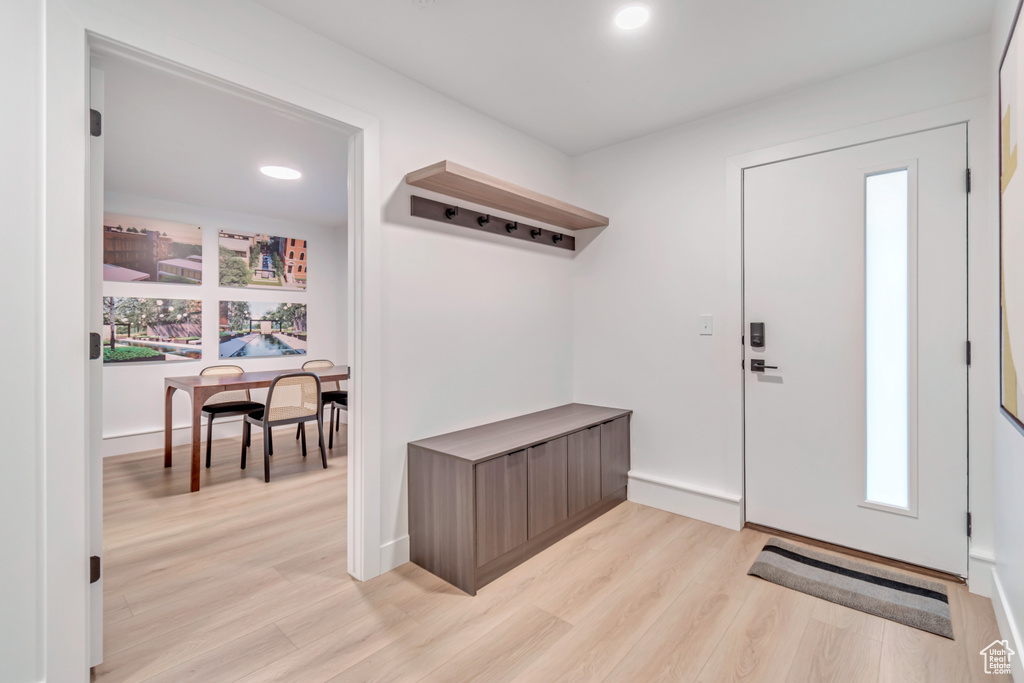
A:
[
  {"left": 103, "top": 213, "right": 203, "bottom": 285},
  {"left": 219, "top": 300, "right": 308, "bottom": 358},
  {"left": 102, "top": 297, "right": 203, "bottom": 363},
  {"left": 218, "top": 230, "right": 308, "bottom": 291}
]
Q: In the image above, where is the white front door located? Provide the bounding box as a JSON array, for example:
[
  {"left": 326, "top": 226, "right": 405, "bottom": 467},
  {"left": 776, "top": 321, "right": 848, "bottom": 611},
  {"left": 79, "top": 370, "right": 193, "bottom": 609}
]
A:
[{"left": 743, "top": 124, "right": 969, "bottom": 576}]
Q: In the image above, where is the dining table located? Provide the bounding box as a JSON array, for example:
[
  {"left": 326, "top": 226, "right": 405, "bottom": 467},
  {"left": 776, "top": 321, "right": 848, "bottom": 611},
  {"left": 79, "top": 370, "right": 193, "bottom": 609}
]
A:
[{"left": 164, "top": 364, "right": 350, "bottom": 492}]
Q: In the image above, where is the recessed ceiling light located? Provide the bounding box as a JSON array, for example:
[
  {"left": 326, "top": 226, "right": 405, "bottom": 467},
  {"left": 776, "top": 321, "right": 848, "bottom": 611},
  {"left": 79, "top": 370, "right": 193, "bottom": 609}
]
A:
[
  {"left": 614, "top": 5, "right": 649, "bottom": 30},
  {"left": 260, "top": 165, "right": 302, "bottom": 180}
]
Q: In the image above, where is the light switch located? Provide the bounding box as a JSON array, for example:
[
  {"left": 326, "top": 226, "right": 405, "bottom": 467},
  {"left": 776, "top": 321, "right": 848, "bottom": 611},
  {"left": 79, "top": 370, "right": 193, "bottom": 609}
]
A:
[{"left": 699, "top": 314, "right": 713, "bottom": 336}]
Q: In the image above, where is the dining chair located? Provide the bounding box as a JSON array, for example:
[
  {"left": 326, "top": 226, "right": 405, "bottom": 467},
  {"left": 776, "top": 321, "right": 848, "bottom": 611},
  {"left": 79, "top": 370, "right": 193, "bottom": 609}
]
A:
[
  {"left": 242, "top": 372, "right": 326, "bottom": 482},
  {"left": 294, "top": 358, "right": 347, "bottom": 449},
  {"left": 199, "top": 365, "right": 264, "bottom": 469}
]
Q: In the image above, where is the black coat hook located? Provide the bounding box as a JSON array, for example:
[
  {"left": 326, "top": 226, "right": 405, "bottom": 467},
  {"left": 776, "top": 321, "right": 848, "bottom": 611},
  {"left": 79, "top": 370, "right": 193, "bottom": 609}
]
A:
[
  {"left": 530, "top": 228, "right": 542, "bottom": 239},
  {"left": 506, "top": 221, "right": 518, "bottom": 233},
  {"left": 552, "top": 233, "right": 563, "bottom": 244},
  {"left": 478, "top": 214, "right": 490, "bottom": 226},
  {"left": 445, "top": 205, "right": 459, "bottom": 220}
]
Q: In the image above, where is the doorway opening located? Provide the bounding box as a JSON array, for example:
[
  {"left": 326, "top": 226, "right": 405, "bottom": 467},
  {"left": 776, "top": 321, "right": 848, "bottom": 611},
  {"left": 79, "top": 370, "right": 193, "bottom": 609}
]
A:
[{"left": 87, "top": 42, "right": 361, "bottom": 669}]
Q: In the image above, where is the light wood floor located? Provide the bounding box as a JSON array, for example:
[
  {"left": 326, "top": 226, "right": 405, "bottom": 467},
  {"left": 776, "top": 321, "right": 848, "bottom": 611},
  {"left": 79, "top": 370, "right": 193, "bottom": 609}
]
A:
[{"left": 96, "top": 426, "right": 1010, "bottom": 682}]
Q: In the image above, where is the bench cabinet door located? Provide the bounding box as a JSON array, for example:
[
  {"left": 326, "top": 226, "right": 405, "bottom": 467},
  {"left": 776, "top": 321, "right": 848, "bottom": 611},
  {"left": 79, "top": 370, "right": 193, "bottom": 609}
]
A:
[
  {"left": 527, "top": 437, "right": 568, "bottom": 538},
  {"left": 568, "top": 426, "right": 602, "bottom": 516},
  {"left": 475, "top": 450, "right": 527, "bottom": 566},
  {"left": 601, "top": 417, "right": 630, "bottom": 497}
]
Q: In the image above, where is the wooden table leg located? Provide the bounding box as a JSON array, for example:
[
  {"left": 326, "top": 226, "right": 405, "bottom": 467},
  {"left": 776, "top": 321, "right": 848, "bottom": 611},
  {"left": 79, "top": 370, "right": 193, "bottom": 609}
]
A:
[
  {"left": 164, "top": 385, "right": 177, "bottom": 468},
  {"left": 190, "top": 388, "right": 204, "bottom": 492}
]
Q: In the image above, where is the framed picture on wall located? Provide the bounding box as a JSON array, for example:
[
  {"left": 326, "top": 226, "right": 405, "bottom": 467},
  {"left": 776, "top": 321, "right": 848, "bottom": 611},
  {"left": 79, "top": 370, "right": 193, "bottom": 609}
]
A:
[
  {"left": 102, "top": 297, "right": 203, "bottom": 363},
  {"left": 103, "top": 213, "right": 203, "bottom": 284},
  {"left": 219, "top": 300, "right": 308, "bottom": 358},
  {"left": 218, "top": 230, "right": 308, "bottom": 291},
  {"left": 1001, "top": 1, "right": 1024, "bottom": 427}
]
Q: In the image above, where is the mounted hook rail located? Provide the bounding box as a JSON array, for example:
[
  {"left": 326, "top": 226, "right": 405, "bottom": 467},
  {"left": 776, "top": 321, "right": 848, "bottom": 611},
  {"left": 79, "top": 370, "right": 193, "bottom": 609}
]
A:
[{"left": 410, "top": 196, "right": 575, "bottom": 251}]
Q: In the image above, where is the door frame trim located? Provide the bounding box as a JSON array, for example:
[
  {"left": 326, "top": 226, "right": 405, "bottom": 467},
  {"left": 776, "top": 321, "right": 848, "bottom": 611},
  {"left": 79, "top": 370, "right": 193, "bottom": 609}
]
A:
[
  {"left": 725, "top": 99, "right": 989, "bottom": 567},
  {"left": 42, "top": 6, "right": 385, "bottom": 678}
]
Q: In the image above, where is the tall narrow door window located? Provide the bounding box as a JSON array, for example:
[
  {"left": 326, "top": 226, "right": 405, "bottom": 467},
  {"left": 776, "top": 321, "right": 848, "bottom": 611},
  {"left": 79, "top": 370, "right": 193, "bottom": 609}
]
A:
[{"left": 864, "top": 168, "right": 911, "bottom": 510}]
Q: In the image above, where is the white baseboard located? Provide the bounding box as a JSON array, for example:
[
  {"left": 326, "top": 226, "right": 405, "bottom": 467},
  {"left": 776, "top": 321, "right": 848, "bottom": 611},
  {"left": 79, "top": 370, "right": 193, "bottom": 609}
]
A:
[
  {"left": 628, "top": 471, "right": 743, "bottom": 531},
  {"left": 380, "top": 535, "right": 410, "bottom": 572},
  {"left": 991, "top": 568, "right": 1024, "bottom": 681},
  {"left": 103, "top": 408, "right": 347, "bottom": 458},
  {"left": 968, "top": 549, "right": 996, "bottom": 598},
  {"left": 103, "top": 418, "right": 242, "bottom": 458}
]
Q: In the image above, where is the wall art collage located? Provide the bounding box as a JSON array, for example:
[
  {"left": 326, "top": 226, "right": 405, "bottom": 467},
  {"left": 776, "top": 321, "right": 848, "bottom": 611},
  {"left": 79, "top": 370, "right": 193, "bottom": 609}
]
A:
[{"left": 102, "top": 213, "right": 308, "bottom": 364}]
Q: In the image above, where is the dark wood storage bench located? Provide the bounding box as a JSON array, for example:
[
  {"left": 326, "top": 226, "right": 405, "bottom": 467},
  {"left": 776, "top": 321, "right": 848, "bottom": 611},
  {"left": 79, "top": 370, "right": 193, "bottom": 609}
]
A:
[{"left": 408, "top": 403, "right": 632, "bottom": 595}]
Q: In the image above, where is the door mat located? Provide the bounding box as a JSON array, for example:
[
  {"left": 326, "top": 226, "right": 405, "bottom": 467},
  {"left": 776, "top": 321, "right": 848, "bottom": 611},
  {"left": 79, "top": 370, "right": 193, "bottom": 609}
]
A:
[{"left": 748, "top": 537, "right": 953, "bottom": 639}]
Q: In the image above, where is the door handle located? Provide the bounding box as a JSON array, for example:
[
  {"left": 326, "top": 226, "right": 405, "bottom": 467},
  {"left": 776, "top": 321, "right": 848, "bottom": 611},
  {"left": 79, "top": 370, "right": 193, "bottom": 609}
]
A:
[{"left": 750, "top": 359, "right": 778, "bottom": 373}]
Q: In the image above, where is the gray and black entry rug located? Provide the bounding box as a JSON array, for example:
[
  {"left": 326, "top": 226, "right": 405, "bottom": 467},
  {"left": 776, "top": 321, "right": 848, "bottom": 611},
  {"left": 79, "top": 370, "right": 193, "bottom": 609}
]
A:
[{"left": 748, "top": 538, "right": 953, "bottom": 639}]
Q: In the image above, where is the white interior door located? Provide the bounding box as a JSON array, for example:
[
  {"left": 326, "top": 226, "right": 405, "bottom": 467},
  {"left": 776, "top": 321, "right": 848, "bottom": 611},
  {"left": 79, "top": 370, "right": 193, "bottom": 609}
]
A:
[
  {"left": 743, "top": 124, "right": 968, "bottom": 576},
  {"left": 88, "top": 64, "right": 105, "bottom": 666}
]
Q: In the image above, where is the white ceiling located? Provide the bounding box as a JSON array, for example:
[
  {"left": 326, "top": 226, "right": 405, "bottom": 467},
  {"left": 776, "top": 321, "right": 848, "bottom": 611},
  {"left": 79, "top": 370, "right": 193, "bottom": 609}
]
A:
[
  {"left": 100, "top": 53, "right": 349, "bottom": 229},
  {"left": 253, "top": 0, "right": 994, "bottom": 155}
]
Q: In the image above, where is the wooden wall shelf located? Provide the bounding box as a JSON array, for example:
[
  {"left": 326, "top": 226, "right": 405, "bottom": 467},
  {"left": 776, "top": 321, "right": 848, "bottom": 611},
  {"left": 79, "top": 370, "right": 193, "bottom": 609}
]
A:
[{"left": 405, "top": 160, "right": 609, "bottom": 231}]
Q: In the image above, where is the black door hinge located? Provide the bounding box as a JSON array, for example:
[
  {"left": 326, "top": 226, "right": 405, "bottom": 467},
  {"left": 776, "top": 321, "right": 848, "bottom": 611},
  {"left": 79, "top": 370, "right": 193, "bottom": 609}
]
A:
[
  {"left": 90, "top": 109, "right": 101, "bottom": 137},
  {"left": 741, "top": 359, "right": 744, "bottom": 369},
  {"left": 967, "top": 512, "right": 973, "bottom": 538},
  {"left": 90, "top": 555, "right": 101, "bottom": 583},
  {"left": 966, "top": 168, "right": 972, "bottom": 194},
  {"left": 966, "top": 340, "right": 972, "bottom": 367},
  {"left": 89, "top": 332, "right": 101, "bottom": 360}
]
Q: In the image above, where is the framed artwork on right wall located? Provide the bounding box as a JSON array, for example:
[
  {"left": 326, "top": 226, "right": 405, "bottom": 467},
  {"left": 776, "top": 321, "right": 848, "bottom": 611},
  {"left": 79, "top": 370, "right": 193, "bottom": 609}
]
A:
[{"left": 1001, "top": 0, "right": 1024, "bottom": 427}]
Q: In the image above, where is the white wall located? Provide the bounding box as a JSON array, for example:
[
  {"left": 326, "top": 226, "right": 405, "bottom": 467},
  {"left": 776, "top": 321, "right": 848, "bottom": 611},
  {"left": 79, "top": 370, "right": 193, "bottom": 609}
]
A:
[
  {"left": 12, "top": 0, "right": 578, "bottom": 676},
  {"left": 571, "top": 34, "right": 999, "bottom": 583},
  {"left": 1, "top": 2, "right": 42, "bottom": 681},
  {"left": 17, "top": 0, "right": 1006, "bottom": 678},
  {"left": 990, "top": 0, "right": 1024, "bottom": 678},
  {"left": 100, "top": 192, "right": 348, "bottom": 457},
  {"left": 69, "top": 0, "right": 576, "bottom": 582}
]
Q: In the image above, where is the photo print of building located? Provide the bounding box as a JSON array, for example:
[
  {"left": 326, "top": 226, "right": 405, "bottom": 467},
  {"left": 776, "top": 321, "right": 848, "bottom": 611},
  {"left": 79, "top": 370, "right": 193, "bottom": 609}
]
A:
[
  {"left": 219, "top": 300, "right": 308, "bottom": 358},
  {"left": 218, "top": 230, "right": 308, "bottom": 291},
  {"left": 102, "top": 297, "right": 203, "bottom": 363},
  {"left": 103, "top": 213, "right": 203, "bottom": 284}
]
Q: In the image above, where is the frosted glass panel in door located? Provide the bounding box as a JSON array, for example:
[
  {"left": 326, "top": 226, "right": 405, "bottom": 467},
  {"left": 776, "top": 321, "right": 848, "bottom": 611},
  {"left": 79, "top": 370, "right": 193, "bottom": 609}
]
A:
[{"left": 865, "top": 169, "right": 910, "bottom": 509}]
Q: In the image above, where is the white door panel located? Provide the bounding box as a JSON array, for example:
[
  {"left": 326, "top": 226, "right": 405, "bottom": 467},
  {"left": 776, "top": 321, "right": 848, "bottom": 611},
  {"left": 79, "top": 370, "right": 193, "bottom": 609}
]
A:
[{"left": 743, "top": 125, "right": 968, "bottom": 576}]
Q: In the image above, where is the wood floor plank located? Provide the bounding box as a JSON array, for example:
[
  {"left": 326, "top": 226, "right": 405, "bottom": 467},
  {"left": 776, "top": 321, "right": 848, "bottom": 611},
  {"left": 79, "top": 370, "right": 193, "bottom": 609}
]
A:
[
  {"left": 695, "top": 579, "right": 816, "bottom": 683},
  {"left": 690, "top": 528, "right": 771, "bottom": 602},
  {"left": 94, "top": 572, "right": 352, "bottom": 681},
  {"left": 878, "top": 619, "right": 970, "bottom": 683},
  {"left": 785, "top": 618, "right": 881, "bottom": 683},
  {"left": 274, "top": 563, "right": 444, "bottom": 649},
  {"left": 419, "top": 605, "right": 572, "bottom": 683},
  {"left": 811, "top": 599, "right": 886, "bottom": 642},
  {"left": 238, "top": 605, "right": 418, "bottom": 683},
  {"left": 512, "top": 538, "right": 720, "bottom": 682},
  {"left": 104, "top": 593, "right": 133, "bottom": 626},
  {"left": 530, "top": 507, "right": 692, "bottom": 624},
  {"left": 273, "top": 539, "right": 349, "bottom": 584},
  {"left": 107, "top": 566, "right": 291, "bottom": 655},
  {"left": 952, "top": 588, "right": 1015, "bottom": 683},
  {"left": 140, "top": 623, "right": 296, "bottom": 683},
  {"left": 604, "top": 581, "right": 745, "bottom": 683}
]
